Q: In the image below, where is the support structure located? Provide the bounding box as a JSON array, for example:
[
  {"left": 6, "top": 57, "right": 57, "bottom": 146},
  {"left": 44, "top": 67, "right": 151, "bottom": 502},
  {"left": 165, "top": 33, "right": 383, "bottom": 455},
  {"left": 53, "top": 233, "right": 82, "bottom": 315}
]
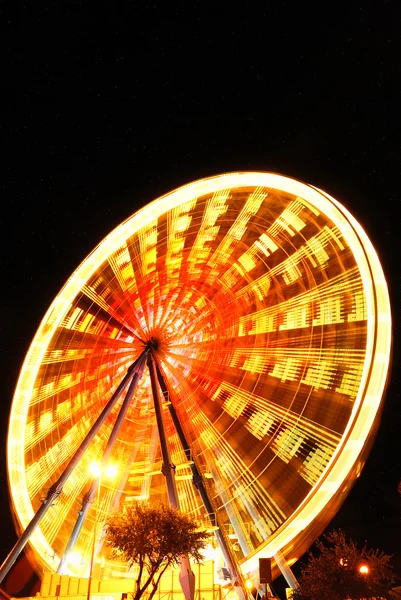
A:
[
  {"left": 57, "top": 351, "right": 148, "bottom": 574},
  {"left": 0, "top": 354, "right": 146, "bottom": 585},
  {"left": 147, "top": 351, "right": 195, "bottom": 600},
  {"left": 273, "top": 551, "right": 299, "bottom": 591},
  {"left": 87, "top": 471, "right": 102, "bottom": 600},
  {"left": 147, "top": 353, "right": 179, "bottom": 508},
  {"left": 2, "top": 343, "right": 297, "bottom": 595},
  {"left": 155, "top": 363, "right": 247, "bottom": 595}
]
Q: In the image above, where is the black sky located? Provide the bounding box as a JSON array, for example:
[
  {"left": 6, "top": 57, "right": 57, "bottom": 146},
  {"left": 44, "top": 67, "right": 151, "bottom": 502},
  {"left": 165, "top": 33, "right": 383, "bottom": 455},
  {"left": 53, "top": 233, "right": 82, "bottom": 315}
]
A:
[{"left": 1, "top": 1, "right": 400, "bottom": 593}]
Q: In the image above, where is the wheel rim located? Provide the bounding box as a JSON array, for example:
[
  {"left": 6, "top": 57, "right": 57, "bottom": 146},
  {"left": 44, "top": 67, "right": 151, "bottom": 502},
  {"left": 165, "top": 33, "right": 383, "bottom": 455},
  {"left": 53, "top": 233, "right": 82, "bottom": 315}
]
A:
[{"left": 8, "top": 172, "right": 391, "bottom": 577}]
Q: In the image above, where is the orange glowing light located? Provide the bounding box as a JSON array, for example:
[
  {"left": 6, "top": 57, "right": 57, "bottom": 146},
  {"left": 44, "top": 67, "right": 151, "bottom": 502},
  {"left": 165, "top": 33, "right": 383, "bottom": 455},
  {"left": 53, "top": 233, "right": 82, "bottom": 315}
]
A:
[
  {"left": 7, "top": 173, "right": 391, "bottom": 580},
  {"left": 359, "top": 564, "right": 369, "bottom": 575}
]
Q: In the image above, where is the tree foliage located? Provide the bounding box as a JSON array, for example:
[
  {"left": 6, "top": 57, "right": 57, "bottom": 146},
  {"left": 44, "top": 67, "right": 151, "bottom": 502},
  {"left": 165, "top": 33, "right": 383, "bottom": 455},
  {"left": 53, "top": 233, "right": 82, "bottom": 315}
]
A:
[
  {"left": 106, "top": 502, "right": 210, "bottom": 600},
  {"left": 295, "top": 529, "right": 396, "bottom": 600}
]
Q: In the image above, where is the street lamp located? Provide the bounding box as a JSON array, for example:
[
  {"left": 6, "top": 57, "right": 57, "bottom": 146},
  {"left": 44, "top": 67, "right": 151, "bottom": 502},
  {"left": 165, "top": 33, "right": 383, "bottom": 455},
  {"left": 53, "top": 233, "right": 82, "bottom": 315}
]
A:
[
  {"left": 359, "top": 564, "right": 369, "bottom": 575},
  {"left": 245, "top": 579, "right": 254, "bottom": 590},
  {"left": 87, "top": 462, "right": 118, "bottom": 600}
]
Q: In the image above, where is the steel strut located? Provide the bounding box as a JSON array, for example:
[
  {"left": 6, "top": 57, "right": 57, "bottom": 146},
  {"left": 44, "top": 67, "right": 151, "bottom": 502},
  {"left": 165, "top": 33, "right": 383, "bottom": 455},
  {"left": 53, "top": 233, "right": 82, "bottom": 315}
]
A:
[
  {"left": 0, "top": 351, "right": 147, "bottom": 585},
  {"left": 156, "top": 364, "right": 298, "bottom": 594},
  {"left": 57, "top": 350, "right": 148, "bottom": 573},
  {"left": 147, "top": 352, "right": 195, "bottom": 600},
  {"left": 155, "top": 363, "right": 246, "bottom": 594}
]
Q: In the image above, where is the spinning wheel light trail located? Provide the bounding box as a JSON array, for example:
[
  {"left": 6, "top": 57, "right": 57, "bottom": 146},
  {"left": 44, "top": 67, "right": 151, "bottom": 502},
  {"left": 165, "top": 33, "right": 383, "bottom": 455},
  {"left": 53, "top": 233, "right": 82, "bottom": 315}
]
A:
[{"left": 4, "top": 172, "right": 391, "bottom": 587}]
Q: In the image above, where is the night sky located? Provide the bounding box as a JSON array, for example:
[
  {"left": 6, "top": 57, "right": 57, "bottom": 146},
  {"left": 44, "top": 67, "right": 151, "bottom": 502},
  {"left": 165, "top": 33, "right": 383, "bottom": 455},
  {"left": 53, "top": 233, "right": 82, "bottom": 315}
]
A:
[{"left": 1, "top": 2, "right": 400, "bottom": 595}]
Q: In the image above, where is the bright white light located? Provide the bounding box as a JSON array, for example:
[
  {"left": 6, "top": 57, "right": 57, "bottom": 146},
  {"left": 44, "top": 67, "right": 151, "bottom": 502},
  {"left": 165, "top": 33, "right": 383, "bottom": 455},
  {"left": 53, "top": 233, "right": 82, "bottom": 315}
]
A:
[
  {"left": 89, "top": 462, "right": 118, "bottom": 479},
  {"left": 66, "top": 551, "right": 83, "bottom": 567},
  {"left": 89, "top": 462, "right": 101, "bottom": 477},
  {"left": 105, "top": 464, "right": 118, "bottom": 479}
]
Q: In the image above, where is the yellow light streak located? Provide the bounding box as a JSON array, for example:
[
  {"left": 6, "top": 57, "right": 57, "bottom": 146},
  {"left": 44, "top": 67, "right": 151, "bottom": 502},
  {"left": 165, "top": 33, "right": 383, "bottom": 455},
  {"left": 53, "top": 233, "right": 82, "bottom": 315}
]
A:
[{"left": 7, "top": 172, "right": 391, "bottom": 579}]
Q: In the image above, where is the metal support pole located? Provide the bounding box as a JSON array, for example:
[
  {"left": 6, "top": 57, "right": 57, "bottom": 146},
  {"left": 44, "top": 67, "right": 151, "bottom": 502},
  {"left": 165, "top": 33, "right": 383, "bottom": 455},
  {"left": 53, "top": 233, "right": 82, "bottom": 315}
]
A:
[
  {"left": 273, "top": 551, "right": 299, "bottom": 591},
  {"left": 147, "top": 353, "right": 195, "bottom": 600},
  {"left": 155, "top": 363, "right": 247, "bottom": 599},
  {"left": 147, "top": 353, "right": 179, "bottom": 507},
  {"left": 87, "top": 472, "right": 101, "bottom": 600},
  {"left": 57, "top": 351, "right": 148, "bottom": 573},
  {"left": 0, "top": 352, "right": 147, "bottom": 585}
]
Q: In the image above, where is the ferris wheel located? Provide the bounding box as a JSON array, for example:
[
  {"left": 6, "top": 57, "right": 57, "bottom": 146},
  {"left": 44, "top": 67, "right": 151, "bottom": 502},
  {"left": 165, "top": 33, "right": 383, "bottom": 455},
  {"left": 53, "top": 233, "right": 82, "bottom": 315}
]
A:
[{"left": 4, "top": 172, "right": 391, "bottom": 585}]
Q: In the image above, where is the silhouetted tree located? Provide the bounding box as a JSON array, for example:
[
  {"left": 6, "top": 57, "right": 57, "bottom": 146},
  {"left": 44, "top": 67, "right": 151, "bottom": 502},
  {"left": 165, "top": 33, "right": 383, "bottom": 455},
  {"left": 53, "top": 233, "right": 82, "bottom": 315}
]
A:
[
  {"left": 106, "top": 502, "right": 210, "bottom": 600},
  {"left": 295, "top": 529, "right": 396, "bottom": 600}
]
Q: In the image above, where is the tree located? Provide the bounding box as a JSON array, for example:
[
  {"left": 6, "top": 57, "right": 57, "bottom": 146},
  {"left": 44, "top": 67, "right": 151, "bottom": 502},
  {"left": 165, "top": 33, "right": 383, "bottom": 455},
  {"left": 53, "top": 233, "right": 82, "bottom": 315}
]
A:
[
  {"left": 295, "top": 529, "right": 396, "bottom": 600},
  {"left": 106, "top": 502, "right": 210, "bottom": 600}
]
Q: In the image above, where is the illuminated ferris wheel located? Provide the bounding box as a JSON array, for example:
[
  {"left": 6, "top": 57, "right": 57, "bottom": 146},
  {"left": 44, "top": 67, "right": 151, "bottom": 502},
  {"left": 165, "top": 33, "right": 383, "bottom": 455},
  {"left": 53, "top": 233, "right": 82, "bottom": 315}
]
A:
[{"left": 4, "top": 172, "right": 391, "bottom": 585}]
